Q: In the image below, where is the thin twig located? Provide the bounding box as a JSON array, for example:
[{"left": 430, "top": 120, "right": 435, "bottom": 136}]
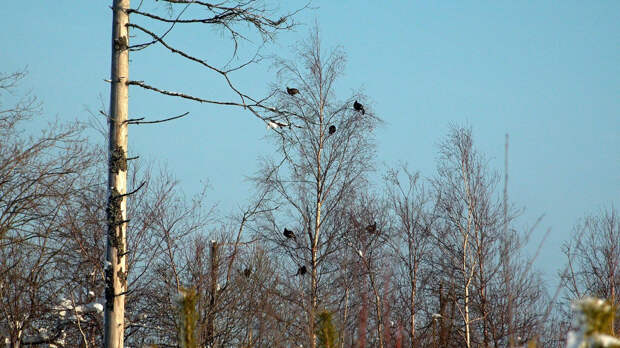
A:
[
  {"left": 70, "top": 293, "right": 89, "bottom": 348},
  {"left": 126, "top": 111, "right": 190, "bottom": 125},
  {"left": 128, "top": 1, "right": 191, "bottom": 51},
  {"left": 117, "top": 181, "right": 146, "bottom": 198}
]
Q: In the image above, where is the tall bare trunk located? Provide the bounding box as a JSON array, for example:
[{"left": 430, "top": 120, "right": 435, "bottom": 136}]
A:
[
  {"left": 463, "top": 264, "right": 471, "bottom": 348},
  {"left": 409, "top": 238, "right": 417, "bottom": 348},
  {"left": 310, "top": 227, "right": 318, "bottom": 348},
  {"left": 104, "top": 1, "right": 130, "bottom": 347},
  {"left": 612, "top": 276, "right": 616, "bottom": 334},
  {"left": 309, "top": 100, "right": 325, "bottom": 348},
  {"left": 369, "top": 272, "right": 384, "bottom": 348},
  {"left": 207, "top": 241, "right": 219, "bottom": 346},
  {"left": 311, "top": 155, "right": 321, "bottom": 348},
  {"left": 478, "top": 250, "right": 490, "bottom": 348},
  {"left": 341, "top": 287, "right": 350, "bottom": 348},
  {"left": 410, "top": 275, "right": 416, "bottom": 348},
  {"left": 462, "top": 158, "right": 473, "bottom": 348}
]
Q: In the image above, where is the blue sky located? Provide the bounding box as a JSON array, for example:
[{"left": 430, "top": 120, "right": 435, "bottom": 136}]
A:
[{"left": 1, "top": 2, "right": 618, "bottom": 285}]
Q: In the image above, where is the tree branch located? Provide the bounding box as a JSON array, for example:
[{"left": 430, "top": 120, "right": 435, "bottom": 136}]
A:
[{"left": 126, "top": 111, "right": 190, "bottom": 125}]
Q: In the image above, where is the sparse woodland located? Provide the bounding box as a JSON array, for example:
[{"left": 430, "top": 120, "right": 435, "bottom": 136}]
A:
[{"left": 1, "top": 1, "right": 619, "bottom": 348}]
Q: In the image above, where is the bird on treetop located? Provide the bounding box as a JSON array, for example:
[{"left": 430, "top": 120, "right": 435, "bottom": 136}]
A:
[
  {"left": 295, "top": 265, "right": 307, "bottom": 276},
  {"left": 353, "top": 100, "right": 365, "bottom": 115},
  {"left": 328, "top": 125, "right": 336, "bottom": 135},
  {"left": 283, "top": 228, "right": 296, "bottom": 239},
  {"left": 286, "top": 87, "right": 299, "bottom": 96}
]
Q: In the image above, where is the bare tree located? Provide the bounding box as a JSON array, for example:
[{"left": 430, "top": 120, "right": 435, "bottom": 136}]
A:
[
  {"left": 114, "top": 181, "right": 288, "bottom": 348},
  {"left": 431, "top": 126, "right": 492, "bottom": 347},
  {"left": 253, "top": 28, "right": 379, "bottom": 348},
  {"left": 385, "top": 167, "right": 437, "bottom": 347},
  {"left": 121, "top": 168, "right": 214, "bottom": 347},
  {"left": 345, "top": 193, "right": 392, "bottom": 348},
  {"left": 0, "top": 71, "right": 98, "bottom": 348},
  {"left": 429, "top": 126, "right": 546, "bottom": 347},
  {"left": 561, "top": 206, "right": 620, "bottom": 336}
]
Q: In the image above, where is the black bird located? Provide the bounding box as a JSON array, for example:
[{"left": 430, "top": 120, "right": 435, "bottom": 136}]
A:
[
  {"left": 243, "top": 268, "right": 252, "bottom": 278},
  {"left": 283, "top": 228, "right": 296, "bottom": 239},
  {"left": 295, "top": 265, "right": 307, "bottom": 276},
  {"left": 353, "top": 100, "right": 365, "bottom": 115},
  {"left": 328, "top": 125, "right": 336, "bottom": 135},
  {"left": 365, "top": 221, "right": 377, "bottom": 233},
  {"left": 286, "top": 87, "right": 299, "bottom": 96}
]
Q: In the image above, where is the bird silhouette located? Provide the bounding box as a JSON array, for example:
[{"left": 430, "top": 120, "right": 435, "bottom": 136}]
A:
[
  {"left": 283, "top": 228, "right": 296, "bottom": 239},
  {"left": 286, "top": 87, "right": 299, "bottom": 96},
  {"left": 295, "top": 265, "right": 307, "bottom": 276},
  {"left": 328, "top": 125, "right": 336, "bottom": 135},
  {"left": 353, "top": 100, "right": 365, "bottom": 115},
  {"left": 243, "top": 268, "right": 252, "bottom": 278},
  {"left": 365, "top": 221, "right": 377, "bottom": 233}
]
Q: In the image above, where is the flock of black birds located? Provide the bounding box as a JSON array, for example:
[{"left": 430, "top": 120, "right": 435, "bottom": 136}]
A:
[
  {"left": 273, "top": 87, "right": 369, "bottom": 277},
  {"left": 278, "top": 87, "right": 366, "bottom": 135},
  {"left": 249, "top": 90, "right": 369, "bottom": 279},
  {"left": 282, "top": 219, "right": 377, "bottom": 277}
]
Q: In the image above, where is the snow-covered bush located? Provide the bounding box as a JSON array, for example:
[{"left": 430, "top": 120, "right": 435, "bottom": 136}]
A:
[{"left": 566, "top": 297, "right": 620, "bottom": 348}]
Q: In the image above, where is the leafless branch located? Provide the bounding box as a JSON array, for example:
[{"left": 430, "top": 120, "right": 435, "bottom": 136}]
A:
[{"left": 126, "top": 111, "right": 190, "bottom": 125}]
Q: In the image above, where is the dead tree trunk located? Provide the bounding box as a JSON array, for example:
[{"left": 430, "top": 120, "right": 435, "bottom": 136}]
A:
[{"left": 104, "top": 1, "right": 130, "bottom": 347}]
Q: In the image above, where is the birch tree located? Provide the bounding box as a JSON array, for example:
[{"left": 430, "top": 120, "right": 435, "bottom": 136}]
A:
[
  {"left": 432, "top": 126, "right": 485, "bottom": 348},
  {"left": 430, "top": 126, "right": 546, "bottom": 347},
  {"left": 562, "top": 206, "right": 620, "bottom": 337},
  {"left": 254, "top": 28, "right": 379, "bottom": 348},
  {"left": 345, "top": 193, "right": 391, "bottom": 348},
  {"left": 385, "top": 167, "right": 437, "bottom": 347}
]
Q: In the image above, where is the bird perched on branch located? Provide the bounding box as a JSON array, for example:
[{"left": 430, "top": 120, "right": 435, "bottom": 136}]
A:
[
  {"left": 286, "top": 87, "right": 299, "bottom": 96},
  {"left": 295, "top": 265, "right": 307, "bottom": 276},
  {"left": 243, "top": 268, "right": 251, "bottom": 278},
  {"left": 365, "top": 221, "right": 377, "bottom": 233},
  {"left": 283, "top": 228, "right": 296, "bottom": 239},
  {"left": 353, "top": 100, "right": 365, "bottom": 115},
  {"left": 328, "top": 125, "right": 336, "bottom": 135}
]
